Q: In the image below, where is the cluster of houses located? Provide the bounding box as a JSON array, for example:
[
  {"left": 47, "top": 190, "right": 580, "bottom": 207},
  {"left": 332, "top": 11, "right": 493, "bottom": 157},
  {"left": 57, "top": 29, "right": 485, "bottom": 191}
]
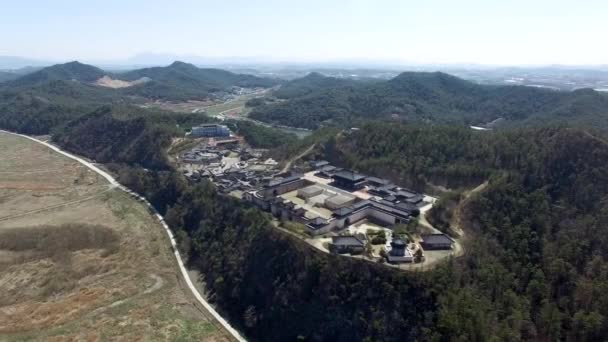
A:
[
  {"left": 181, "top": 147, "right": 226, "bottom": 165},
  {"left": 244, "top": 162, "right": 425, "bottom": 236},
  {"left": 329, "top": 233, "right": 454, "bottom": 263},
  {"left": 180, "top": 144, "right": 455, "bottom": 264},
  {"left": 239, "top": 160, "right": 455, "bottom": 263},
  {"left": 180, "top": 141, "right": 279, "bottom": 193}
]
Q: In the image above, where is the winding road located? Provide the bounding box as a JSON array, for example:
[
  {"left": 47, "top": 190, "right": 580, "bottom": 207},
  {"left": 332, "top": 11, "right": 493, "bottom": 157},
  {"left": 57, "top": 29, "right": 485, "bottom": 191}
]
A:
[{"left": 0, "top": 129, "right": 246, "bottom": 342}]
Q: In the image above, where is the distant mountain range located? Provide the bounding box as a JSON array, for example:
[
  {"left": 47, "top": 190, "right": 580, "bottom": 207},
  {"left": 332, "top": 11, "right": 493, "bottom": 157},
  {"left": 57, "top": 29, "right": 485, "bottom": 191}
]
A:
[
  {"left": 249, "top": 71, "right": 608, "bottom": 130},
  {"left": 2, "top": 59, "right": 608, "bottom": 135},
  {"left": 2, "top": 60, "right": 278, "bottom": 98},
  {"left": 0, "top": 60, "right": 280, "bottom": 134},
  {"left": 0, "top": 56, "right": 54, "bottom": 69}
]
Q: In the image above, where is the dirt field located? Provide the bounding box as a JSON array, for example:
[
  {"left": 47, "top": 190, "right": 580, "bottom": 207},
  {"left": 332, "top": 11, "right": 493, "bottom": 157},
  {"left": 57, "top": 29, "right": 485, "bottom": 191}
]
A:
[
  {"left": 94, "top": 75, "right": 147, "bottom": 89},
  {"left": 0, "top": 132, "right": 228, "bottom": 341}
]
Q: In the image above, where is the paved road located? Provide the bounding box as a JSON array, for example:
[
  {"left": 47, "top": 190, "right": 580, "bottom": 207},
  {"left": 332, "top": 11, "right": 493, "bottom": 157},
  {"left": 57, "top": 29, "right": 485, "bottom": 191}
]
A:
[{"left": 0, "top": 130, "right": 247, "bottom": 342}]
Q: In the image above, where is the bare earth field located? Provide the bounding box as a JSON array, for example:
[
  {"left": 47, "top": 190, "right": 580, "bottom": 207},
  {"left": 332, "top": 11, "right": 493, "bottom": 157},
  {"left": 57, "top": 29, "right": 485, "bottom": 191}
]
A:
[{"left": 0, "top": 132, "right": 228, "bottom": 341}]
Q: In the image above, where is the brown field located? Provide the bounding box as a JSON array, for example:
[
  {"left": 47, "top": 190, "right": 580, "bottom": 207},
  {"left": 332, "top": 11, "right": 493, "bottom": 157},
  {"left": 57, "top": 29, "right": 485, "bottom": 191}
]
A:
[{"left": 0, "top": 132, "right": 228, "bottom": 341}]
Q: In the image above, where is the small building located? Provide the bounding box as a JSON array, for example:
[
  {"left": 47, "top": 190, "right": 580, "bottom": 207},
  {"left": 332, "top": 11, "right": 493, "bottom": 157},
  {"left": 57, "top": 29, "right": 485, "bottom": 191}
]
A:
[
  {"left": 329, "top": 236, "right": 365, "bottom": 254},
  {"left": 309, "top": 160, "right": 330, "bottom": 169},
  {"left": 331, "top": 170, "right": 367, "bottom": 190},
  {"left": 420, "top": 234, "right": 453, "bottom": 250},
  {"left": 263, "top": 158, "right": 278, "bottom": 166},
  {"left": 297, "top": 185, "right": 324, "bottom": 199},
  {"left": 306, "top": 217, "right": 332, "bottom": 235},
  {"left": 366, "top": 176, "right": 390, "bottom": 187},
  {"left": 387, "top": 239, "right": 413, "bottom": 263},
  {"left": 395, "top": 189, "right": 417, "bottom": 199},
  {"left": 405, "top": 194, "right": 424, "bottom": 206},
  {"left": 325, "top": 193, "right": 356, "bottom": 209},
  {"left": 191, "top": 124, "right": 231, "bottom": 137},
  {"left": 315, "top": 165, "right": 339, "bottom": 178}
]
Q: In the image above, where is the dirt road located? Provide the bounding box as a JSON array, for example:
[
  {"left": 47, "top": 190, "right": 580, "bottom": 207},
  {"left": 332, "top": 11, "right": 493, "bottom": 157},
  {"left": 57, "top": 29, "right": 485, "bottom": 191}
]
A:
[{"left": 280, "top": 144, "right": 315, "bottom": 173}]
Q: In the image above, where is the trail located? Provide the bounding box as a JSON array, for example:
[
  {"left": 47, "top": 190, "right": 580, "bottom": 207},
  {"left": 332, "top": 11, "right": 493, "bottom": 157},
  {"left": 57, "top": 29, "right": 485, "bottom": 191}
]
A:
[
  {"left": 86, "top": 273, "right": 164, "bottom": 317},
  {"left": 417, "top": 181, "right": 488, "bottom": 265},
  {"left": 280, "top": 144, "right": 315, "bottom": 173},
  {"left": 0, "top": 129, "right": 246, "bottom": 342},
  {"left": 583, "top": 130, "right": 608, "bottom": 146},
  {"left": 451, "top": 181, "right": 488, "bottom": 237}
]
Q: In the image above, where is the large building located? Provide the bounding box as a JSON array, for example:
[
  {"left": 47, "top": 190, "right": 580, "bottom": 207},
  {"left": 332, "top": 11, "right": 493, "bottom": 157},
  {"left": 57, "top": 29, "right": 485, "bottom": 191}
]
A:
[
  {"left": 191, "top": 124, "right": 231, "bottom": 138},
  {"left": 331, "top": 170, "right": 367, "bottom": 190}
]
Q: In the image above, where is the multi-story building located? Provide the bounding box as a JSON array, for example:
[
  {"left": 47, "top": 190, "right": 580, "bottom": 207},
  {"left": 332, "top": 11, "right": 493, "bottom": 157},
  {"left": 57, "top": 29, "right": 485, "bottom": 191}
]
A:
[{"left": 191, "top": 124, "right": 231, "bottom": 137}]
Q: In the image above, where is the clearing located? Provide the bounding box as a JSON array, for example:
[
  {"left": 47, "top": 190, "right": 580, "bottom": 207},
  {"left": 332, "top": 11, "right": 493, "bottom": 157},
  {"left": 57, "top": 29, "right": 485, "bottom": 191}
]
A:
[
  {"left": 0, "top": 132, "right": 230, "bottom": 341},
  {"left": 94, "top": 75, "right": 149, "bottom": 88}
]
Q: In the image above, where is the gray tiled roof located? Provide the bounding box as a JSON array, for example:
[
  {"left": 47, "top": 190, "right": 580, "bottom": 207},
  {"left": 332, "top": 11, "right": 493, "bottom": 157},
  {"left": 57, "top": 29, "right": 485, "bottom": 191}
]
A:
[
  {"left": 333, "top": 170, "right": 367, "bottom": 182},
  {"left": 332, "top": 236, "right": 365, "bottom": 247},
  {"left": 421, "top": 234, "right": 453, "bottom": 245}
]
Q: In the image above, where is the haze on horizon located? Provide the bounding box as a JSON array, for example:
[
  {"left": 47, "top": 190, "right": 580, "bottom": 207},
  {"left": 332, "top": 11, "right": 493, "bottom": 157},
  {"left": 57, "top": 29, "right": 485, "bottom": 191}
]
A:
[{"left": 1, "top": 0, "right": 607, "bottom": 67}]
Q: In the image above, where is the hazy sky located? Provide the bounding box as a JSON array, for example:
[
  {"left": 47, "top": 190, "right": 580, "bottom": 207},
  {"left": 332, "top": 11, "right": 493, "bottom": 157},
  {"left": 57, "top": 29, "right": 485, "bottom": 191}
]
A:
[{"left": 1, "top": 0, "right": 606, "bottom": 65}]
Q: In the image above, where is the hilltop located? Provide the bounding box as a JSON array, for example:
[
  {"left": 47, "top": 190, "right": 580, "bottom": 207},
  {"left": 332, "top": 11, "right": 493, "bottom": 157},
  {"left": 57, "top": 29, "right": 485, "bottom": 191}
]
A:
[
  {"left": 118, "top": 61, "right": 280, "bottom": 100},
  {"left": 9, "top": 61, "right": 107, "bottom": 86},
  {"left": 250, "top": 71, "right": 608, "bottom": 130},
  {"left": 273, "top": 72, "right": 362, "bottom": 99}
]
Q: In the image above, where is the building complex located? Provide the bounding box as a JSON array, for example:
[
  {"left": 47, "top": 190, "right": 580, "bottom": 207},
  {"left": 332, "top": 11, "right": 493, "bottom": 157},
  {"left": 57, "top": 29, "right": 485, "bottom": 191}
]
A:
[{"left": 244, "top": 161, "right": 428, "bottom": 238}]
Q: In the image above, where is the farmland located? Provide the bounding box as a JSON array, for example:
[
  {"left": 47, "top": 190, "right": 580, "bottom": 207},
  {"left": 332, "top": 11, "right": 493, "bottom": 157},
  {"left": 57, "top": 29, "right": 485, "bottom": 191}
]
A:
[{"left": 0, "top": 132, "right": 227, "bottom": 341}]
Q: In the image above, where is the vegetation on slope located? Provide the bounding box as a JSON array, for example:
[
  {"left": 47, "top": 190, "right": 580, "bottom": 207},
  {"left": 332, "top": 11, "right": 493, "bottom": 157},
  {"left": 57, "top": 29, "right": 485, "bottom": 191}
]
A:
[
  {"left": 0, "top": 71, "right": 20, "bottom": 83},
  {"left": 3, "top": 58, "right": 608, "bottom": 340},
  {"left": 225, "top": 120, "right": 298, "bottom": 148},
  {"left": 8, "top": 61, "right": 106, "bottom": 86},
  {"left": 0, "top": 61, "right": 281, "bottom": 134},
  {"left": 250, "top": 72, "right": 608, "bottom": 130},
  {"left": 273, "top": 72, "right": 360, "bottom": 99},
  {"left": 107, "top": 121, "right": 608, "bottom": 341},
  {"left": 52, "top": 105, "right": 212, "bottom": 169},
  {"left": 119, "top": 61, "right": 280, "bottom": 101}
]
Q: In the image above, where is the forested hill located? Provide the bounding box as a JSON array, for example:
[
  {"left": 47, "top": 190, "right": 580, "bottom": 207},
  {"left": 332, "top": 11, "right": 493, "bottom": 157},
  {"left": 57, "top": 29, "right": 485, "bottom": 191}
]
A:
[
  {"left": 106, "top": 123, "right": 608, "bottom": 340},
  {"left": 0, "top": 71, "right": 21, "bottom": 83},
  {"left": 118, "top": 61, "right": 280, "bottom": 100},
  {"left": 273, "top": 72, "right": 361, "bottom": 99},
  {"left": 0, "top": 61, "right": 280, "bottom": 134},
  {"left": 249, "top": 71, "right": 608, "bottom": 130},
  {"left": 7, "top": 61, "right": 106, "bottom": 86},
  {"left": 121, "top": 61, "right": 278, "bottom": 88}
]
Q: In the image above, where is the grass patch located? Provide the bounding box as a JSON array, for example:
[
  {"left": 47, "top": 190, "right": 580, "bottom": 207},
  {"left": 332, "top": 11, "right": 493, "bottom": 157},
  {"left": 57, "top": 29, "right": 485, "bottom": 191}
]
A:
[{"left": 0, "top": 223, "right": 120, "bottom": 261}]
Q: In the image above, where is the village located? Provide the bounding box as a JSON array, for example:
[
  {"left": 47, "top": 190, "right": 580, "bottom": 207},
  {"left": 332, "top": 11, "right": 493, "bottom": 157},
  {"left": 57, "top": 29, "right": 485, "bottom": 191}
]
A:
[{"left": 178, "top": 123, "right": 459, "bottom": 269}]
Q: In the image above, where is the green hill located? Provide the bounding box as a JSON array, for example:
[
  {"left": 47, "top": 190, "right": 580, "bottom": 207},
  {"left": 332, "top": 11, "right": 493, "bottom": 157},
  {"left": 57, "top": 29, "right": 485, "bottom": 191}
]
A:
[
  {"left": 0, "top": 61, "right": 282, "bottom": 133},
  {"left": 107, "top": 122, "right": 608, "bottom": 341},
  {"left": 0, "top": 71, "right": 20, "bottom": 83},
  {"left": 0, "top": 79, "right": 120, "bottom": 134},
  {"left": 250, "top": 71, "right": 608, "bottom": 130},
  {"left": 273, "top": 72, "right": 361, "bottom": 99},
  {"left": 120, "top": 61, "right": 280, "bottom": 101},
  {"left": 10, "top": 61, "right": 107, "bottom": 86}
]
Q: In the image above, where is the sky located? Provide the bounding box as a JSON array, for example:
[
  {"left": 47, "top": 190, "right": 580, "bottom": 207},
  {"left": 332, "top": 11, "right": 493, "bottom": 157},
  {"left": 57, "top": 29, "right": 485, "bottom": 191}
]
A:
[{"left": 1, "top": 0, "right": 607, "bottom": 66}]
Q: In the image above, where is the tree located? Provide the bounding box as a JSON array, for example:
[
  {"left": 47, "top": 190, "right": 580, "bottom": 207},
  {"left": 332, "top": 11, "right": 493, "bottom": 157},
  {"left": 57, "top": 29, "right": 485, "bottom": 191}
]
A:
[
  {"left": 414, "top": 249, "right": 423, "bottom": 263},
  {"left": 243, "top": 305, "right": 258, "bottom": 328}
]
